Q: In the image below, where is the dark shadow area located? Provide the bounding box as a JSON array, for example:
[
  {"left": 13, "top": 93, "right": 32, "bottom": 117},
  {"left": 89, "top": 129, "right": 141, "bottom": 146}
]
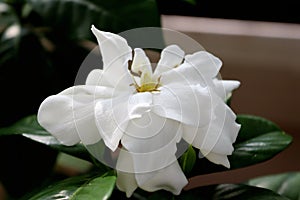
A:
[{"left": 157, "top": 0, "right": 300, "bottom": 24}]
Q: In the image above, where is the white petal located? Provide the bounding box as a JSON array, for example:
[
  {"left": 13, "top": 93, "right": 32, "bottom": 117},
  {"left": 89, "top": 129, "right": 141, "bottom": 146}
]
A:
[
  {"left": 160, "top": 52, "right": 240, "bottom": 104},
  {"left": 86, "top": 68, "right": 135, "bottom": 95},
  {"left": 121, "top": 115, "right": 182, "bottom": 173},
  {"left": 116, "top": 171, "right": 138, "bottom": 198},
  {"left": 85, "top": 69, "right": 103, "bottom": 85},
  {"left": 116, "top": 149, "right": 187, "bottom": 195},
  {"left": 154, "top": 45, "right": 184, "bottom": 76},
  {"left": 91, "top": 25, "right": 132, "bottom": 89},
  {"left": 94, "top": 92, "right": 153, "bottom": 151},
  {"left": 152, "top": 85, "right": 211, "bottom": 127},
  {"left": 37, "top": 85, "right": 111, "bottom": 146},
  {"left": 131, "top": 48, "right": 152, "bottom": 75},
  {"left": 91, "top": 25, "right": 132, "bottom": 69},
  {"left": 201, "top": 151, "right": 231, "bottom": 168},
  {"left": 84, "top": 140, "right": 114, "bottom": 167},
  {"left": 213, "top": 79, "right": 241, "bottom": 100},
  {"left": 184, "top": 51, "right": 222, "bottom": 78},
  {"left": 94, "top": 96, "right": 129, "bottom": 152},
  {"left": 116, "top": 149, "right": 138, "bottom": 198},
  {"left": 160, "top": 61, "right": 211, "bottom": 89},
  {"left": 161, "top": 51, "right": 221, "bottom": 88},
  {"left": 136, "top": 161, "right": 188, "bottom": 195},
  {"left": 187, "top": 104, "right": 239, "bottom": 154},
  {"left": 183, "top": 96, "right": 240, "bottom": 167},
  {"left": 38, "top": 95, "right": 80, "bottom": 145}
]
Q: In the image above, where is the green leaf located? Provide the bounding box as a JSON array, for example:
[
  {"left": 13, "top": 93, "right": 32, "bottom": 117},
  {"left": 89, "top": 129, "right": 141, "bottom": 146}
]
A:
[
  {"left": 26, "top": 172, "right": 116, "bottom": 200},
  {"left": 179, "top": 184, "right": 288, "bottom": 200},
  {"left": 229, "top": 131, "right": 292, "bottom": 169},
  {"left": 26, "top": 0, "right": 161, "bottom": 40},
  {"left": 213, "top": 184, "right": 289, "bottom": 200},
  {"left": 23, "top": 133, "right": 93, "bottom": 161},
  {"left": 235, "top": 114, "right": 281, "bottom": 143},
  {"left": 1, "top": 115, "right": 111, "bottom": 172},
  {"left": 0, "top": 115, "right": 92, "bottom": 161},
  {"left": 247, "top": 172, "right": 300, "bottom": 200},
  {"left": 179, "top": 145, "right": 196, "bottom": 175},
  {"left": 229, "top": 115, "right": 292, "bottom": 169},
  {"left": 0, "top": 115, "right": 47, "bottom": 136}
]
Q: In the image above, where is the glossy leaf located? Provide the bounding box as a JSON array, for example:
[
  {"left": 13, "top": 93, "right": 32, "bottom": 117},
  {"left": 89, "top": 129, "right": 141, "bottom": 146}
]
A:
[
  {"left": 0, "top": 115, "right": 92, "bottom": 161},
  {"left": 179, "top": 184, "right": 288, "bottom": 200},
  {"left": 0, "top": 115, "right": 47, "bottom": 136},
  {"left": 24, "top": 134, "right": 111, "bottom": 173},
  {"left": 26, "top": 0, "right": 161, "bottom": 40},
  {"left": 26, "top": 172, "right": 116, "bottom": 200},
  {"left": 1, "top": 115, "right": 110, "bottom": 172},
  {"left": 229, "top": 131, "right": 292, "bottom": 169},
  {"left": 248, "top": 172, "right": 300, "bottom": 200},
  {"left": 179, "top": 145, "right": 196, "bottom": 174},
  {"left": 235, "top": 114, "right": 281, "bottom": 143},
  {"left": 222, "top": 115, "right": 291, "bottom": 169},
  {"left": 23, "top": 133, "right": 92, "bottom": 162}
]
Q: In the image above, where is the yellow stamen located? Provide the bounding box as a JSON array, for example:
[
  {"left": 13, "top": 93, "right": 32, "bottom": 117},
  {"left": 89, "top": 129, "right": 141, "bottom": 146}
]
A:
[
  {"left": 131, "top": 75, "right": 161, "bottom": 93},
  {"left": 136, "top": 82, "right": 160, "bottom": 93}
]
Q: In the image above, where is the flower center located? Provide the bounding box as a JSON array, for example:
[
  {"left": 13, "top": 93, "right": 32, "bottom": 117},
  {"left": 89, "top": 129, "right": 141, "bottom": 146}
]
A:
[
  {"left": 129, "top": 49, "right": 161, "bottom": 93},
  {"left": 131, "top": 72, "right": 161, "bottom": 93},
  {"left": 136, "top": 81, "right": 160, "bottom": 93}
]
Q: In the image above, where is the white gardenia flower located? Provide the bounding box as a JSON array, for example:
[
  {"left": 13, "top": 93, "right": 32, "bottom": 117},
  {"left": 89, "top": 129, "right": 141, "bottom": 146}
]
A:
[{"left": 37, "top": 25, "right": 241, "bottom": 197}]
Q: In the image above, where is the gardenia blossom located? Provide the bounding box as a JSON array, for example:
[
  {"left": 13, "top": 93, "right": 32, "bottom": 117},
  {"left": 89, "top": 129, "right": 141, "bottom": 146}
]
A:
[{"left": 37, "top": 25, "right": 241, "bottom": 197}]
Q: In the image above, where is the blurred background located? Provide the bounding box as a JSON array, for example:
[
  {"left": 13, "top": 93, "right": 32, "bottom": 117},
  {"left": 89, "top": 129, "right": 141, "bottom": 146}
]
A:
[{"left": 0, "top": 0, "right": 299, "bottom": 199}]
